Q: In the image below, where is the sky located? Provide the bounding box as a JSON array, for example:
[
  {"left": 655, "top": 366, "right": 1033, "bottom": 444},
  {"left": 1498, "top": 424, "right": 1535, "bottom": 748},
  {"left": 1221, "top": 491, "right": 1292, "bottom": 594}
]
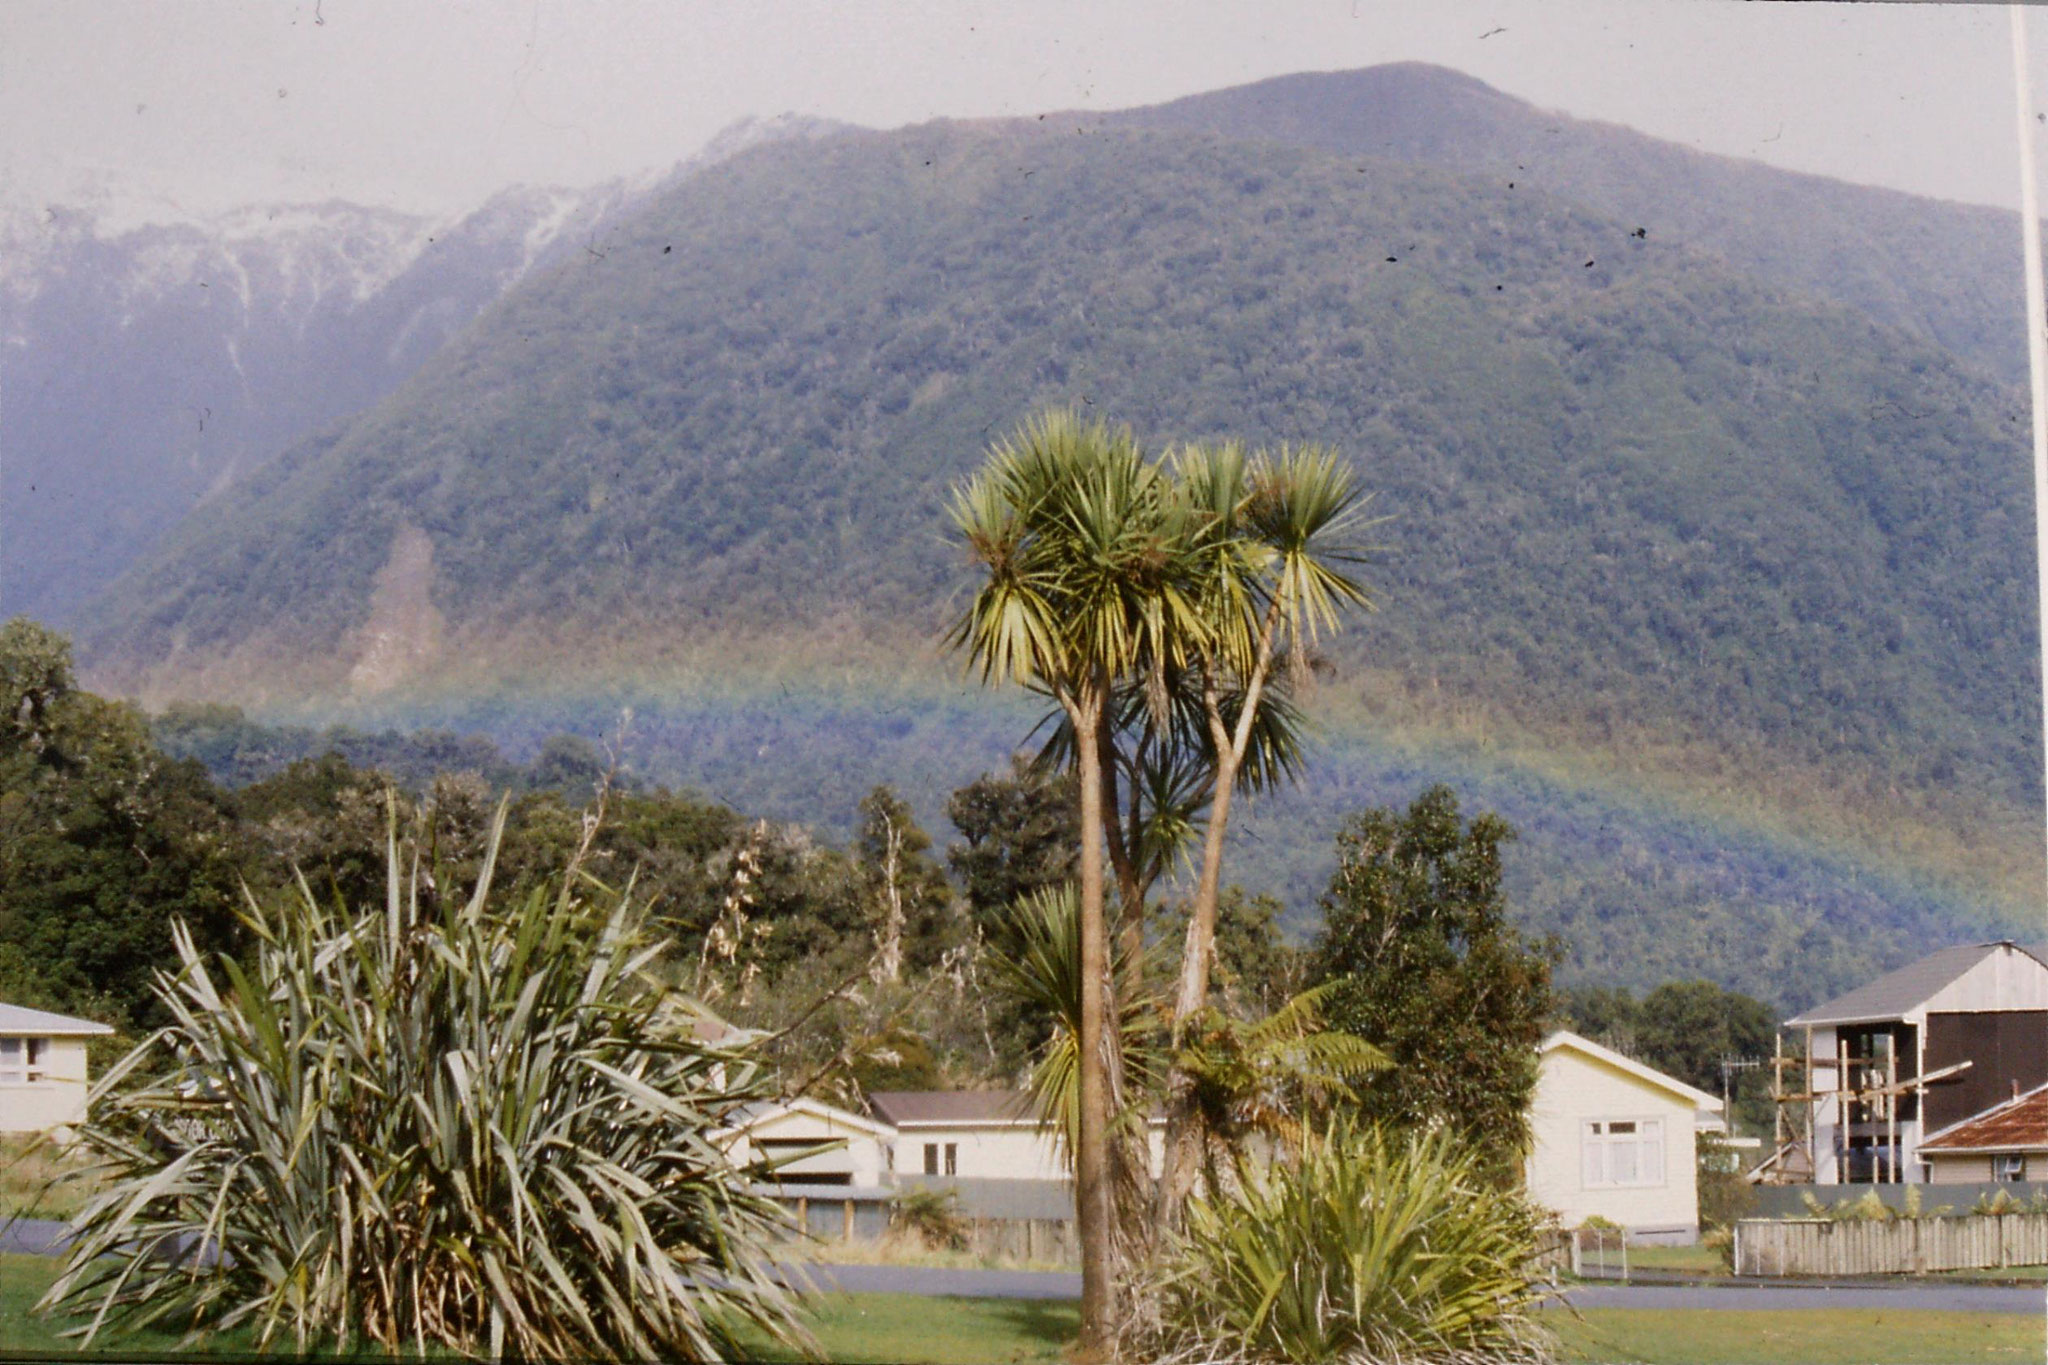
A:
[{"left": 1, "top": 0, "right": 2043, "bottom": 226}]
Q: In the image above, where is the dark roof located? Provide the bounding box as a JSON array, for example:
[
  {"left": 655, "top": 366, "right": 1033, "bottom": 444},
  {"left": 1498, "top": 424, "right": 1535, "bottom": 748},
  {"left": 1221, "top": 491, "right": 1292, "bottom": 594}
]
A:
[
  {"left": 1784, "top": 942, "right": 2022, "bottom": 1028},
  {"left": 1920, "top": 1084, "right": 2048, "bottom": 1154},
  {"left": 867, "top": 1090, "right": 1036, "bottom": 1127}
]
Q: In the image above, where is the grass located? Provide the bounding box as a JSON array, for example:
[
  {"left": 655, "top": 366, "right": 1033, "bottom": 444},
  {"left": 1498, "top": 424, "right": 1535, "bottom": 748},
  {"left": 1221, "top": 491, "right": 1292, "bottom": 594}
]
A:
[
  {"left": 755, "top": 1293, "right": 1077, "bottom": 1364},
  {"left": 0, "top": 1135, "right": 98, "bottom": 1221},
  {"left": 2, "top": 1251, "right": 2041, "bottom": 1364},
  {"left": 801, "top": 1234, "right": 1077, "bottom": 1274},
  {"left": 1549, "top": 1309, "right": 2046, "bottom": 1364},
  {"left": 1577, "top": 1241, "right": 1729, "bottom": 1276}
]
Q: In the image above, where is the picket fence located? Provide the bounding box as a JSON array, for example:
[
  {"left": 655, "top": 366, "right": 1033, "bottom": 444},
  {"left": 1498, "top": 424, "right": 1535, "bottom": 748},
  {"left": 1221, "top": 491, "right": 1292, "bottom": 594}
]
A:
[{"left": 1734, "top": 1213, "right": 2048, "bottom": 1276}]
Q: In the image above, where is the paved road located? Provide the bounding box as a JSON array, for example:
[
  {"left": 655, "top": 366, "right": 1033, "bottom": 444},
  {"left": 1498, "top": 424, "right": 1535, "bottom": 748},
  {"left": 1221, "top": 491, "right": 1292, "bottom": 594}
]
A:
[
  {"left": 795, "top": 1262, "right": 2045, "bottom": 1313},
  {"left": 0, "top": 1218, "right": 70, "bottom": 1258},
  {"left": 14, "top": 1220, "right": 2042, "bottom": 1315}
]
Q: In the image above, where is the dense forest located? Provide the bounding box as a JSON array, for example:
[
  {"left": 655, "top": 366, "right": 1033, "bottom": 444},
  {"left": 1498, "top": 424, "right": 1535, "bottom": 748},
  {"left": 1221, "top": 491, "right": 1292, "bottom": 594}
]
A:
[{"left": 6, "top": 616, "right": 1786, "bottom": 1143}]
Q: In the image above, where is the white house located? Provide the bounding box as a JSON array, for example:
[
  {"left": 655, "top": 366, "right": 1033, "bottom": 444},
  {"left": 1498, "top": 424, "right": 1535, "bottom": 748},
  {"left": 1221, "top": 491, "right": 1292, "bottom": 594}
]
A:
[
  {"left": 0, "top": 1003, "right": 114, "bottom": 1134},
  {"left": 869, "top": 1090, "right": 1067, "bottom": 1181},
  {"left": 712, "top": 1096, "right": 896, "bottom": 1188},
  {"left": 867, "top": 1089, "right": 1168, "bottom": 1182},
  {"left": 1525, "top": 1030, "right": 1722, "bottom": 1242}
]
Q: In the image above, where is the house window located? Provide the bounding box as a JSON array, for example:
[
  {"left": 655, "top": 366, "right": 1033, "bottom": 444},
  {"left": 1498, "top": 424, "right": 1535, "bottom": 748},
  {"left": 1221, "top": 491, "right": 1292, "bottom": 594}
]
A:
[
  {"left": 0, "top": 1038, "right": 43, "bottom": 1085},
  {"left": 923, "top": 1143, "right": 939, "bottom": 1175},
  {"left": 1582, "top": 1119, "right": 1665, "bottom": 1188},
  {"left": 1995, "top": 1154, "right": 2027, "bottom": 1182},
  {"left": 944, "top": 1143, "right": 958, "bottom": 1177}
]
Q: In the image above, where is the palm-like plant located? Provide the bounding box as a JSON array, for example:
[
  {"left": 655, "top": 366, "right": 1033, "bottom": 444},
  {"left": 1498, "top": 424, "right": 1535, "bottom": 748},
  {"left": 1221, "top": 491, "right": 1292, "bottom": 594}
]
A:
[
  {"left": 39, "top": 805, "right": 812, "bottom": 1362},
  {"left": 1164, "top": 982, "right": 1388, "bottom": 1200},
  {"left": 983, "top": 886, "right": 1163, "bottom": 1255},
  {"left": 1139, "top": 1120, "right": 1554, "bottom": 1365},
  {"left": 947, "top": 409, "right": 1209, "bottom": 1349},
  {"left": 1159, "top": 441, "right": 1376, "bottom": 1224}
]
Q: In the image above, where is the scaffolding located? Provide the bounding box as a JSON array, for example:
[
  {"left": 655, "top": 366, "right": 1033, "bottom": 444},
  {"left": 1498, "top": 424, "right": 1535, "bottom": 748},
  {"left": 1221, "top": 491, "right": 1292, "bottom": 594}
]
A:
[{"left": 1752, "top": 1028, "right": 1971, "bottom": 1185}]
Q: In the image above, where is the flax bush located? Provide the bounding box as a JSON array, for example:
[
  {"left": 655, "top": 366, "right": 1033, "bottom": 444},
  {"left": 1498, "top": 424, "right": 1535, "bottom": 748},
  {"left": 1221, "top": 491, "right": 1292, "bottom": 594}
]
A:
[
  {"left": 1135, "top": 1119, "right": 1554, "bottom": 1364},
  {"left": 39, "top": 806, "right": 813, "bottom": 1361}
]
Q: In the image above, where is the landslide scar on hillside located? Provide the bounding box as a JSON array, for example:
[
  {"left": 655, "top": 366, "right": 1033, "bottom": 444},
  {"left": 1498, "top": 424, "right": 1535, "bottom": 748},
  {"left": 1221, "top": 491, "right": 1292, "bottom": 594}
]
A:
[{"left": 348, "top": 523, "right": 445, "bottom": 695}]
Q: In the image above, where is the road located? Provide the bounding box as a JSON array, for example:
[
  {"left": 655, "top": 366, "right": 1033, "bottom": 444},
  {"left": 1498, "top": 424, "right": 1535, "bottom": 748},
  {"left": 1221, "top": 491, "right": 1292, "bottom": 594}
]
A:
[
  {"left": 796, "top": 1261, "right": 2045, "bottom": 1313},
  {"left": 12, "top": 1220, "right": 2043, "bottom": 1314}
]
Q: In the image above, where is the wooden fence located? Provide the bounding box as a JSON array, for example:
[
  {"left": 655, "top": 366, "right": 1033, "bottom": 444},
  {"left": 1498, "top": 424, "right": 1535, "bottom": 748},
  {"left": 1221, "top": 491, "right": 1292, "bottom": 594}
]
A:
[{"left": 1734, "top": 1214, "right": 2048, "bottom": 1276}]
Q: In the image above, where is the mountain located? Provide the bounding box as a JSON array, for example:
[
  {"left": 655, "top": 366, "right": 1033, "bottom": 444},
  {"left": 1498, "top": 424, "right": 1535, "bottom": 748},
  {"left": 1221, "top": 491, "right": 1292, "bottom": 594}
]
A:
[
  {"left": 0, "top": 114, "right": 845, "bottom": 626},
  {"left": 57, "top": 71, "right": 2048, "bottom": 1005},
  {"left": 1104, "top": 63, "right": 2031, "bottom": 386}
]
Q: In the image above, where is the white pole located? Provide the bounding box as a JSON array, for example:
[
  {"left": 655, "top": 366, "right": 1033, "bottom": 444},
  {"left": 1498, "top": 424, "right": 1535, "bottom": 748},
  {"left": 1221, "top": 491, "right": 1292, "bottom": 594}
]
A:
[{"left": 2011, "top": 4, "right": 2048, "bottom": 905}]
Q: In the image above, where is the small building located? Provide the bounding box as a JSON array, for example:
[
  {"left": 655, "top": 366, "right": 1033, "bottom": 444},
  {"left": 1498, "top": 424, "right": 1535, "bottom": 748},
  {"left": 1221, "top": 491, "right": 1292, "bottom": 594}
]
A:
[
  {"left": 1525, "top": 1030, "right": 1722, "bottom": 1243},
  {"left": 1781, "top": 941, "right": 2048, "bottom": 1184},
  {"left": 869, "top": 1090, "right": 1065, "bottom": 1181},
  {"left": 867, "top": 1089, "right": 1169, "bottom": 1184},
  {"left": 0, "top": 1003, "right": 115, "bottom": 1134},
  {"left": 712, "top": 1096, "right": 895, "bottom": 1188},
  {"left": 1916, "top": 1081, "right": 2048, "bottom": 1184}
]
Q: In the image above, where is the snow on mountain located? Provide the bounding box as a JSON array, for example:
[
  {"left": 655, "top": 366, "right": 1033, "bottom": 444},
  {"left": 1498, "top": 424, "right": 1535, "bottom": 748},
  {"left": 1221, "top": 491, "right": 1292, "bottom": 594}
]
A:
[{"left": 0, "top": 112, "right": 855, "bottom": 626}]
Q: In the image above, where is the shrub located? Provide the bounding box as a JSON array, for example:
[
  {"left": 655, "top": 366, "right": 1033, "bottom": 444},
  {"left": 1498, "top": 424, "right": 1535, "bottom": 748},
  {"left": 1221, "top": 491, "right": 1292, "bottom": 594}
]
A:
[
  {"left": 891, "top": 1185, "right": 970, "bottom": 1251},
  {"left": 39, "top": 806, "right": 814, "bottom": 1362},
  {"left": 1136, "top": 1119, "right": 1554, "bottom": 1364}
]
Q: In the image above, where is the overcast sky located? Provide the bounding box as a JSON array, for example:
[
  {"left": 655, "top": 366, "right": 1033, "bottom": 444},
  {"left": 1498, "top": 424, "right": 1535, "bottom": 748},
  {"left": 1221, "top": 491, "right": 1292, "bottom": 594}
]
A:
[{"left": 2, "top": 0, "right": 2043, "bottom": 226}]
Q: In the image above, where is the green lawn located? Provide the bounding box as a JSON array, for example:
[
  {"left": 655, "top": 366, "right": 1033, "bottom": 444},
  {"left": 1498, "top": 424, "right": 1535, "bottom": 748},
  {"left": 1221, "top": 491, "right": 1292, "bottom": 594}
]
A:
[
  {"left": 0, "top": 1136, "right": 98, "bottom": 1222},
  {"left": 4, "top": 1252, "right": 2041, "bottom": 1364},
  {"left": 1550, "top": 1309, "right": 2045, "bottom": 1364},
  {"left": 1613, "top": 1242, "right": 1728, "bottom": 1275}
]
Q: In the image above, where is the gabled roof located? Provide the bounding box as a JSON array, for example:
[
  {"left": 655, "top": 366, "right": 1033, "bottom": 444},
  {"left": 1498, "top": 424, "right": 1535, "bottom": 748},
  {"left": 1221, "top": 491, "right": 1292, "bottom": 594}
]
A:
[
  {"left": 1539, "top": 1030, "right": 1723, "bottom": 1111},
  {"left": 0, "top": 1003, "right": 114, "bottom": 1036},
  {"left": 1919, "top": 1082, "right": 2048, "bottom": 1154},
  {"left": 868, "top": 1090, "right": 1037, "bottom": 1127},
  {"left": 712, "top": 1095, "right": 897, "bottom": 1142},
  {"left": 1784, "top": 942, "right": 2046, "bottom": 1028}
]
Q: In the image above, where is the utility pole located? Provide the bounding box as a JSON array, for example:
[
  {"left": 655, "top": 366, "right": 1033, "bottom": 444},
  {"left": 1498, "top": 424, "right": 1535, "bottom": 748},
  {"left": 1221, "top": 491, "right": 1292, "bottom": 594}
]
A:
[
  {"left": 1720, "top": 1056, "right": 1766, "bottom": 1140},
  {"left": 2011, "top": 4, "right": 2048, "bottom": 899}
]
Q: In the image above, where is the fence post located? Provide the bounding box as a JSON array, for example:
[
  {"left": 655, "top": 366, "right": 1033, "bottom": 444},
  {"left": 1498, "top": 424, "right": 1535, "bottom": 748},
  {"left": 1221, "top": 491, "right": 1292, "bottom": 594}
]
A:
[{"left": 1569, "top": 1228, "right": 1582, "bottom": 1278}]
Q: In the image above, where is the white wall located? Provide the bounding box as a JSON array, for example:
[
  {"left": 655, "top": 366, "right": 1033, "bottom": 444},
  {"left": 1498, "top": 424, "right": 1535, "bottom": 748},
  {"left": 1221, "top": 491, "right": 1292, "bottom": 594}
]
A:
[
  {"left": 890, "top": 1125, "right": 1067, "bottom": 1182},
  {"left": 888, "top": 1123, "right": 1167, "bottom": 1182},
  {"left": 0, "top": 1036, "right": 92, "bottom": 1133},
  {"left": 1526, "top": 1046, "right": 1701, "bottom": 1235},
  {"left": 721, "top": 1105, "right": 891, "bottom": 1188}
]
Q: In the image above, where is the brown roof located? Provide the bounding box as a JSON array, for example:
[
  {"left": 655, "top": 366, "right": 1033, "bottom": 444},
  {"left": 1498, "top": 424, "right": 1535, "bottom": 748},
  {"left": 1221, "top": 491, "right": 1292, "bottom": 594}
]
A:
[
  {"left": 1920, "top": 1084, "right": 2048, "bottom": 1154},
  {"left": 866, "top": 1090, "right": 1037, "bottom": 1127}
]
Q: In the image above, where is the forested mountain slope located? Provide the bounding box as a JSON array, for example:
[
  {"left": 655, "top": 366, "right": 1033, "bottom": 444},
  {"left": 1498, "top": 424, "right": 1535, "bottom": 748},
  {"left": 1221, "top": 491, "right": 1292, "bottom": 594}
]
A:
[
  {"left": 1106, "top": 63, "right": 2031, "bottom": 385},
  {"left": 69, "top": 104, "right": 2043, "bottom": 1002}
]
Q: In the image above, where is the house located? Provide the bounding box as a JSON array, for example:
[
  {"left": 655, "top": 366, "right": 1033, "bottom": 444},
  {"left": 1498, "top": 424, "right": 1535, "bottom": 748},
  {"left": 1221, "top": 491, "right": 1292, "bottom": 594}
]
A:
[
  {"left": 1780, "top": 941, "right": 2048, "bottom": 1184},
  {"left": 0, "top": 1003, "right": 115, "bottom": 1134},
  {"left": 869, "top": 1090, "right": 1072, "bottom": 1182},
  {"left": 1916, "top": 1081, "right": 2048, "bottom": 1184},
  {"left": 712, "top": 1096, "right": 895, "bottom": 1188},
  {"left": 1525, "top": 1030, "right": 1723, "bottom": 1243},
  {"left": 868, "top": 1089, "right": 1170, "bottom": 1185}
]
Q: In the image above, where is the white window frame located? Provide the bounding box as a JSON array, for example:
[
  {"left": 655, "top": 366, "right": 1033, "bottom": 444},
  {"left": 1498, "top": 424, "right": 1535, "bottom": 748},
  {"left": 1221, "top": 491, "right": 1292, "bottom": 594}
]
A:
[
  {"left": 1581, "top": 1117, "right": 1666, "bottom": 1189},
  {"left": 1994, "top": 1153, "right": 2027, "bottom": 1183}
]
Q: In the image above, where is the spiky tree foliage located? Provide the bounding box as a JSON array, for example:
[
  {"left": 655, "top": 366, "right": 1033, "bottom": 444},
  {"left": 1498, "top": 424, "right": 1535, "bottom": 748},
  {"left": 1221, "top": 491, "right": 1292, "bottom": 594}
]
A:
[
  {"left": 1159, "top": 442, "right": 1375, "bottom": 1226},
  {"left": 983, "top": 885, "right": 1164, "bottom": 1256},
  {"left": 38, "top": 806, "right": 813, "bottom": 1363},
  {"left": 947, "top": 408, "right": 1209, "bottom": 1350},
  {"left": 1137, "top": 1120, "right": 1554, "bottom": 1365},
  {"left": 1164, "top": 983, "right": 1388, "bottom": 1199}
]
